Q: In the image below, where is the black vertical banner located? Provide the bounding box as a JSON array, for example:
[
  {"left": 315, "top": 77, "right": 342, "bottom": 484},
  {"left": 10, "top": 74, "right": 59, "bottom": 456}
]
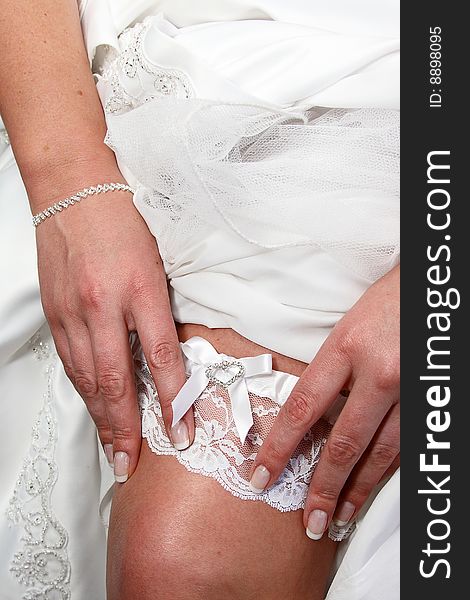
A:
[{"left": 401, "top": 3, "right": 466, "bottom": 596}]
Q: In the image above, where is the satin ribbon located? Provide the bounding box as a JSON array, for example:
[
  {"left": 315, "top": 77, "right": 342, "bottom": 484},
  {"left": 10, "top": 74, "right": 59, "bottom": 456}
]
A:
[{"left": 171, "top": 337, "right": 273, "bottom": 444}]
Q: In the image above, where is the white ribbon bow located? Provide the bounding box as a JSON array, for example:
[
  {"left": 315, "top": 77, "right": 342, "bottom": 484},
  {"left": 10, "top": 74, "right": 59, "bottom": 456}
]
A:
[{"left": 171, "top": 337, "right": 273, "bottom": 444}]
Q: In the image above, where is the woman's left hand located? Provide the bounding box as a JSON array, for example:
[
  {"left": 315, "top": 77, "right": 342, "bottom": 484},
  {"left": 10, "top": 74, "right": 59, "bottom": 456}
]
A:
[{"left": 249, "top": 264, "right": 400, "bottom": 539}]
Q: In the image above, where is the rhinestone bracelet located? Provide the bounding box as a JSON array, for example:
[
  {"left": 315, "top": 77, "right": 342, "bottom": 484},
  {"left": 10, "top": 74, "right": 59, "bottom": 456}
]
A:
[{"left": 32, "top": 182, "right": 135, "bottom": 227}]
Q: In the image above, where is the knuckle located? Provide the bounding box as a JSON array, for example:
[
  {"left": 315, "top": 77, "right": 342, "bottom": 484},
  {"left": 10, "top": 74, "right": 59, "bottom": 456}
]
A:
[
  {"left": 375, "top": 357, "right": 400, "bottom": 391},
  {"left": 97, "top": 370, "right": 127, "bottom": 399},
  {"left": 284, "top": 388, "right": 315, "bottom": 428},
  {"left": 149, "top": 341, "right": 180, "bottom": 372},
  {"left": 263, "top": 439, "right": 287, "bottom": 467},
  {"left": 129, "top": 276, "right": 153, "bottom": 298},
  {"left": 94, "top": 418, "right": 113, "bottom": 441},
  {"left": 94, "top": 416, "right": 112, "bottom": 433},
  {"left": 111, "top": 424, "right": 136, "bottom": 442},
  {"left": 97, "top": 429, "right": 113, "bottom": 445},
  {"left": 369, "top": 441, "right": 398, "bottom": 469},
  {"left": 335, "top": 328, "right": 357, "bottom": 357},
  {"left": 314, "top": 488, "right": 338, "bottom": 504},
  {"left": 74, "top": 370, "right": 99, "bottom": 397},
  {"left": 349, "top": 481, "right": 373, "bottom": 504},
  {"left": 60, "top": 296, "right": 78, "bottom": 320},
  {"left": 78, "top": 281, "right": 107, "bottom": 312},
  {"left": 327, "top": 434, "right": 362, "bottom": 467}
]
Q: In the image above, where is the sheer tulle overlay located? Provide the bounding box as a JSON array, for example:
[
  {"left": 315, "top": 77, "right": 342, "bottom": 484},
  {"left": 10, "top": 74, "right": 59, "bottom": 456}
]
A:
[
  {"left": 106, "top": 100, "right": 399, "bottom": 282},
  {"left": 102, "top": 18, "right": 399, "bottom": 283}
]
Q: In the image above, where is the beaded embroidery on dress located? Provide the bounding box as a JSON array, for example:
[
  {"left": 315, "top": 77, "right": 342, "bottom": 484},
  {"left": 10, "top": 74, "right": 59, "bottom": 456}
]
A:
[
  {"left": 99, "top": 18, "right": 193, "bottom": 116},
  {"left": 6, "top": 330, "right": 71, "bottom": 600}
]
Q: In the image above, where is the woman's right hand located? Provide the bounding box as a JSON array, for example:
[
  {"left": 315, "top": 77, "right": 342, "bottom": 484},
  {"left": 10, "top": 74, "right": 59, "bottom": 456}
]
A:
[
  {"left": 35, "top": 185, "right": 194, "bottom": 482},
  {"left": 1, "top": 0, "right": 194, "bottom": 482}
]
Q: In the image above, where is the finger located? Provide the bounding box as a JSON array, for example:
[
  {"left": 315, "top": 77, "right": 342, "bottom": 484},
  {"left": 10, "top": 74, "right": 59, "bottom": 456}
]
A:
[
  {"left": 132, "top": 286, "right": 194, "bottom": 450},
  {"left": 64, "top": 321, "right": 114, "bottom": 451},
  {"left": 88, "top": 314, "right": 142, "bottom": 482},
  {"left": 381, "top": 453, "right": 400, "bottom": 482},
  {"left": 331, "top": 403, "right": 400, "bottom": 528},
  {"left": 51, "top": 323, "right": 73, "bottom": 374},
  {"left": 249, "top": 340, "right": 350, "bottom": 492},
  {"left": 53, "top": 323, "right": 115, "bottom": 467},
  {"left": 304, "top": 381, "right": 396, "bottom": 539}
]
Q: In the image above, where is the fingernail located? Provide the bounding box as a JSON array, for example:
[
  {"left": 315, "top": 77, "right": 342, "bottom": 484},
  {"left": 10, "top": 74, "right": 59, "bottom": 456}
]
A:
[
  {"left": 171, "top": 420, "right": 190, "bottom": 450},
  {"left": 306, "top": 510, "right": 328, "bottom": 540},
  {"left": 334, "top": 501, "right": 356, "bottom": 526},
  {"left": 114, "top": 451, "right": 129, "bottom": 483},
  {"left": 104, "top": 444, "right": 114, "bottom": 467},
  {"left": 249, "top": 465, "right": 271, "bottom": 493}
]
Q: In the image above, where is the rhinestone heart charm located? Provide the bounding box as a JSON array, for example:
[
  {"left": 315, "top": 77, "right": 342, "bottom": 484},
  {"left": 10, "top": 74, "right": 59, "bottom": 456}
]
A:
[{"left": 205, "top": 360, "right": 246, "bottom": 388}]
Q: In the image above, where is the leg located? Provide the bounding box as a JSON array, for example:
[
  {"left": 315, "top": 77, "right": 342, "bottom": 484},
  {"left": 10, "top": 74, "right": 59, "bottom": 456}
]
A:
[{"left": 107, "top": 443, "right": 337, "bottom": 600}]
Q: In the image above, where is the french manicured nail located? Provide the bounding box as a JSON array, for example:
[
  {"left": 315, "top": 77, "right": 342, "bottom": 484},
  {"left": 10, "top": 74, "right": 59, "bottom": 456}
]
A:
[
  {"left": 249, "top": 465, "right": 270, "bottom": 493},
  {"left": 114, "top": 451, "right": 129, "bottom": 483},
  {"left": 334, "top": 501, "right": 355, "bottom": 526},
  {"left": 171, "top": 420, "right": 190, "bottom": 450},
  {"left": 104, "top": 444, "right": 114, "bottom": 467},
  {"left": 306, "top": 510, "right": 328, "bottom": 540}
]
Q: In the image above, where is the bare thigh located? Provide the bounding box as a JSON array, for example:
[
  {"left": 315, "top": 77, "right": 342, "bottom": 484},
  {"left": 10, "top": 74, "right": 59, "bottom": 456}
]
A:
[
  {"left": 107, "top": 325, "right": 337, "bottom": 599},
  {"left": 107, "top": 444, "right": 336, "bottom": 600}
]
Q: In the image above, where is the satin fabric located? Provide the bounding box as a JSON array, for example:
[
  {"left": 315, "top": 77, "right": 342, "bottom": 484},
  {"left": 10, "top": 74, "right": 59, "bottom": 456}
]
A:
[
  {"left": 172, "top": 336, "right": 291, "bottom": 443},
  {"left": 80, "top": 0, "right": 399, "bottom": 108},
  {"left": 84, "top": 3, "right": 400, "bottom": 598},
  {"left": 97, "top": 13, "right": 399, "bottom": 364},
  {"left": 0, "top": 157, "right": 114, "bottom": 598}
]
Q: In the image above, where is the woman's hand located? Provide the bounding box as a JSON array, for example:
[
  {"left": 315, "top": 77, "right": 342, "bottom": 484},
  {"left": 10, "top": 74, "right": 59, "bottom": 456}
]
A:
[
  {"left": 250, "top": 265, "right": 400, "bottom": 538},
  {"left": 0, "top": 0, "right": 194, "bottom": 483},
  {"left": 36, "top": 187, "right": 194, "bottom": 482}
]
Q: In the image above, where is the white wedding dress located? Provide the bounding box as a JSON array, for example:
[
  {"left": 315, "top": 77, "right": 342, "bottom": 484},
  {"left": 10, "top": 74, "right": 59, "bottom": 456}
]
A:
[{"left": 0, "top": 1, "right": 399, "bottom": 598}]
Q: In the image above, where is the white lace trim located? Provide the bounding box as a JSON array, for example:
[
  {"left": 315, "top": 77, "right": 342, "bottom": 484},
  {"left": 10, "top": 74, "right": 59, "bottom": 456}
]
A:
[
  {"left": 6, "top": 331, "right": 71, "bottom": 600},
  {"left": 100, "top": 17, "right": 193, "bottom": 115},
  {"left": 134, "top": 349, "right": 330, "bottom": 513}
]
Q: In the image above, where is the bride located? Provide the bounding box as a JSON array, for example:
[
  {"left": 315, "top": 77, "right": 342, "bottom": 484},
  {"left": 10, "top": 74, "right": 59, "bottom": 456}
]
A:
[{"left": 0, "top": 1, "right": 399, "bottom": 598}]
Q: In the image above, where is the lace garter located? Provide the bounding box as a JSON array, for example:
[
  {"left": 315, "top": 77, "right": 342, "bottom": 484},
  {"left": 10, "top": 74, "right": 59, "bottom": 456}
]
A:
[{"left": 133, "top": 335, "right": 355, "bottom": 541}]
